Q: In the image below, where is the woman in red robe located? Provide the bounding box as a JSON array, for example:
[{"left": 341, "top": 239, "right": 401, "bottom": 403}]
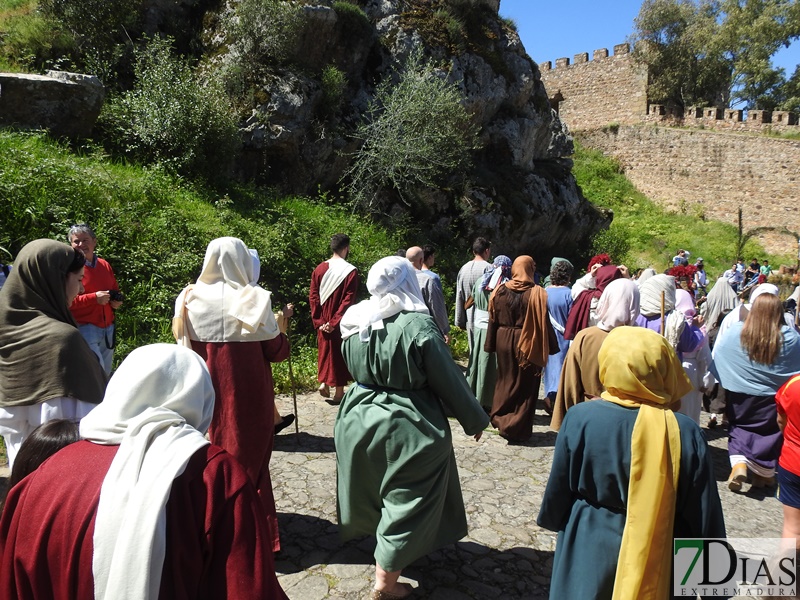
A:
[
  {"left": 173, "top": 237, "right": 291, "bottom": 552},
  {"left": 0, "top": 344, "right": 287, "bottom": 600}
]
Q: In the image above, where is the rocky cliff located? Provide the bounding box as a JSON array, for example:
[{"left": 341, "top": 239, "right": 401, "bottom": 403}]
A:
[
  {"left": 3, "top": 0, "right": 608, "bottom": 260},
  {"left": 198, "top": 0, "right": 609, "bottom": 258}
]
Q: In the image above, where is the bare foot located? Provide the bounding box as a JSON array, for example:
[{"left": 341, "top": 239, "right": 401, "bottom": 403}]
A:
[
  {"left": 372, "top": 582, "right": 413, "bottom": 599},
  {"left": 318, "top": 383, "right": 330, "bottom": 398}
]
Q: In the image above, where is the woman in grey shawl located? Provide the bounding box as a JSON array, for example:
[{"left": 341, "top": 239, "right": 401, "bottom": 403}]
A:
[{"left": 0, "top": 240, "right": 106, "bottom": 467}]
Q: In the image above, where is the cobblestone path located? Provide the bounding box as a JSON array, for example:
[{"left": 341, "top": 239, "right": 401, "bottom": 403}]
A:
[{"left": 272, "top": 393, "right": 782, "bottom": 599}]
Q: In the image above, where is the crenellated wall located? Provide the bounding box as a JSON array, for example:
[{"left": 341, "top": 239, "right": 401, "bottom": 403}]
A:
[
  {"left": 538, "top": 44, "right": 800, "bottom": 256},
  {"left": 539, "top": 44, "right": 648, "bottom": 131}
]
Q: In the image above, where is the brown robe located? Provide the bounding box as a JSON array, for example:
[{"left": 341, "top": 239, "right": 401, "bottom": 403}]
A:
[
  {"left": 550, "top": 326, "right": 608, "bottom": 431},
  {"left": 485, "top": 286, "right": 554, "bottom": 442},
  {"left": 0, "top": 441, "right": 288, "bottom": 600}
]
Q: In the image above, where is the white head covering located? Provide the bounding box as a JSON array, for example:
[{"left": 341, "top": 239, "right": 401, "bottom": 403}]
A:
[
  {"left": 174, "top": 237, "right": 280, "bottom": 343},
  {"left": 80, "top": 344, "right": 215, "bottom": 600},
  {"left": 749, "top": 282, "right": 779, "bottom": 304},
  {"left": 674, "top": 288, "right": 696, "bottom": 324},
  {"left": 635, "top": 267, "right": 657, "bottom": 288},
  {"left": 596, "top": 278, "right": 641, "bottom": 331},
  {"left": 704, "top": 277, "right": 739, "bottom": 330},
  {"left": 639, "top": 274, "right": 677, "bottom": 317},
  {"left": 340, "top": 256, "right": 428, "bottom": 342}
]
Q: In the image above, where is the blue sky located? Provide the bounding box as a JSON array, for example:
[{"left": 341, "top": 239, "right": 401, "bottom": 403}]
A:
[{"left": 499, "top": 0, "right": 799, "bottom": 79}]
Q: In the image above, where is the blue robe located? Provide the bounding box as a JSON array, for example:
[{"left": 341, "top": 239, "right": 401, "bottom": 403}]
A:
[{"left": 538, "top": 400, "right": 726, "bottom": 599}]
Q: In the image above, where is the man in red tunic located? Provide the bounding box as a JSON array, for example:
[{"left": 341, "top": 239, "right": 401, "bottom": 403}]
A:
[
  {"left": 309, "top": 233, "right": 360, "bottom": 405},
  {"left": 0, "top": 344, "right": 287, "bottom": 600}
]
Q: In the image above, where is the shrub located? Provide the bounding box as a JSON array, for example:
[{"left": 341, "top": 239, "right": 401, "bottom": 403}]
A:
[
  {"left": 227, "top": 0, "right": 303, "bottom": 68},
  {"left": 99, "top": 37, "right": 239, "bottom": 184},
  {"left": 332, "top": 1, "right": 372, "bottom": 37},
  {"left": 320, "top": 64, "right": 346, "bottom": 118},
  {"left": 37, "top": 0, "right": 140, "bottom": 82},
  {"left": 343, "top": 49, "right": 478, "bottom": 211}
]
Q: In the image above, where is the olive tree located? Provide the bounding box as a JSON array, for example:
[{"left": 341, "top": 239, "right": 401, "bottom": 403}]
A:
[{"left": 343, "top": 50, "right": 478, "bottom": 211}]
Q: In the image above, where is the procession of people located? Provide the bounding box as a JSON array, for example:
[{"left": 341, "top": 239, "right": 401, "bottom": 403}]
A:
[{"left": 1, "top": 228, "right": 799, "bottom": 600}]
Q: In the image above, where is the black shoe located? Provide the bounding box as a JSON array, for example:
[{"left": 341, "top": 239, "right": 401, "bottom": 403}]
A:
[{"left": 274, "top": 414, "right": 295, "bottom": 434}]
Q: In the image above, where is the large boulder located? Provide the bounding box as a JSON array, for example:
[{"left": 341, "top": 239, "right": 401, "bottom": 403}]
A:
[{"left": 0, "top": 71, "right": 105, "bottom": 139}]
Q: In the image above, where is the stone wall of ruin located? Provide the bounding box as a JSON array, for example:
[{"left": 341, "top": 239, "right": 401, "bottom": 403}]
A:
[{"left": 578, "top": 125, "right": 800, "bottom": 255}]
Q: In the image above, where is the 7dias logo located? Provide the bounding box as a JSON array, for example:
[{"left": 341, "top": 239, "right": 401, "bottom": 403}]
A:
[{"left": 674, "top": 538, "right": 797, "bottom": 597}]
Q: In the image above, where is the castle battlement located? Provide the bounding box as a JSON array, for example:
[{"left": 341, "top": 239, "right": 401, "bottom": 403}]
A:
[
  {"left": 646, "top": 103, "right": 800, "bottom": 133},
  {"left": 539, "top": 43, "right": 631, "bottom": 72},
  {"left": 539, "top": 41, "right": 800, "bottom": 258}
]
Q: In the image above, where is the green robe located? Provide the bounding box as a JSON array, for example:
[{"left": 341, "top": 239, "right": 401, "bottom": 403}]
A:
[
  {"left": 335, "top": 311, "right": 489, "bottom": 572},
  {"left": 537, "top": 400, "right": 726, "bottom": 599},
  {"left": 464, "top": 278, "right": 496, "bottom": 410}
]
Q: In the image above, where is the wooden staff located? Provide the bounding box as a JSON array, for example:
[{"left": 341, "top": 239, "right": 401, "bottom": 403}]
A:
[
  {"left": 660, "top": 290, "right": 666, "bottom": 336},
  {"left": 286, "top": 318, "right": 300, "bottom": 441},
  {"left": 278, "top": 306, "right": 300, "bottom": 441}
]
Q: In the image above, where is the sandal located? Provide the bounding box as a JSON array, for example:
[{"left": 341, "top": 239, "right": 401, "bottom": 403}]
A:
[
  {"left": 369, "top": 583, "right": 413, "bottom": 599},
  {"left": 318, "top": 383, "right": 330, "bottom": 398},
  {"left": 274, "top": 413, "right": 295, "bottom": 434}
]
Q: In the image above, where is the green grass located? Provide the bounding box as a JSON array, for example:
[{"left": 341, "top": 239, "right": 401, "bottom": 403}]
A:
[
  {"left": 572, "top": 143, "right": 794, "bottom": 279},
  {"left": 0, "top": 131, "right": 406, "bottom": 388}
]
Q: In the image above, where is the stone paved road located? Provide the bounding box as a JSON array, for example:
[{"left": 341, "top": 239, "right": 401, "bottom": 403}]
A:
[
  {"left": 272, "top": 392, "right": 783, "bottom": 600},
  {"left": 0, "top": 393, "right": 783, "bottom": 599}
]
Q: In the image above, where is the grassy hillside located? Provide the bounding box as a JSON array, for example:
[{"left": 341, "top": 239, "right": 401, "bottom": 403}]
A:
[
  {"left": 572, "top": 143, "right": 795, "bottom": 280},
  {"left": 0, "top": 131, "right": 407, "bottom": 391}
]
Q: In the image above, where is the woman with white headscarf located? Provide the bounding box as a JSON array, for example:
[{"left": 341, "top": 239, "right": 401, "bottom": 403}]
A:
[
  {"left": 336, "top": 256, "right": 489, "bottom": 600},
  {"left": 173, "top": 237, "right": 292, "bottom": 553},
  {"left": 0, "top": 344, "right": 287, "bottom": 600},
  {"left": 550, "top": 278, "right": 640, "bottom": 431},
  {"left": 636, "top": 274, "right": 702, "bottom": 355}
]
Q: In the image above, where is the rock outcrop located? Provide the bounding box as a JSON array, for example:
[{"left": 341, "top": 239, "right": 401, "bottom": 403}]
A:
[
  {"left": 0, "top": 71, "right": 104, "bottom": 139},
  {"left": 222, "top": 0, "right": 609, "bottom": 258}
]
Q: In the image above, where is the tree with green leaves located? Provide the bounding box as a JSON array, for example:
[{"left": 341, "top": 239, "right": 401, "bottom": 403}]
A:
[
  {"left": 38, "top": 0, "right": 141, "bottom": 82},
  {"left": 99, "top": 37, "right": 239, "bottom": 184},
  {"left": 343, "top": 50, "right": 478, "bottom": 212},
  {"left": 632, "top": 0, "right": 800, "bottom": 109}
]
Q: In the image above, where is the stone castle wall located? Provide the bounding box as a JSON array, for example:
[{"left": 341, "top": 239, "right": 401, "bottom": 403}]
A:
[
  {"left": 539, "top": 44, "right": 800, "bottom": 256},
  {"left": 579, "top": 126, "right": 800, "bottom": 255},
  {"left": 539, "top": 44, "right": 648, "bottom": 131}
]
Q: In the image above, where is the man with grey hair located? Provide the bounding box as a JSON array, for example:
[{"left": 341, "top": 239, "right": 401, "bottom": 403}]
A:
[
  {"left": 68, "top": 223, "right": 123, "bottom": 373},
  {"left": 407, "top": 246, "right": 450, "bottom": 344}
]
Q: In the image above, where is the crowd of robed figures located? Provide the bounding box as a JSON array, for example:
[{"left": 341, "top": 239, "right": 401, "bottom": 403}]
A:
[{"left": 0, "top": 231, "right": 799, "bottom": 599}]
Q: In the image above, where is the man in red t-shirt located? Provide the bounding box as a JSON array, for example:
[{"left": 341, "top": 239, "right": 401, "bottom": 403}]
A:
[{"left": 68, "top": 224, "right": 123, "bottom": 373}]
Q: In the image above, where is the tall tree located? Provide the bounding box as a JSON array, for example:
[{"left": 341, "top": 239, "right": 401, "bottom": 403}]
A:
[{"left": 631, "top": 0, "right": 800, "bottom": 109}]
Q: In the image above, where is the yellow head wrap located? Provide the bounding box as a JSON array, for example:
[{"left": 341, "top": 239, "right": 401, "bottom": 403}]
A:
[{"left": 599, "top": 326, "right": 692, "bottom": 600}]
